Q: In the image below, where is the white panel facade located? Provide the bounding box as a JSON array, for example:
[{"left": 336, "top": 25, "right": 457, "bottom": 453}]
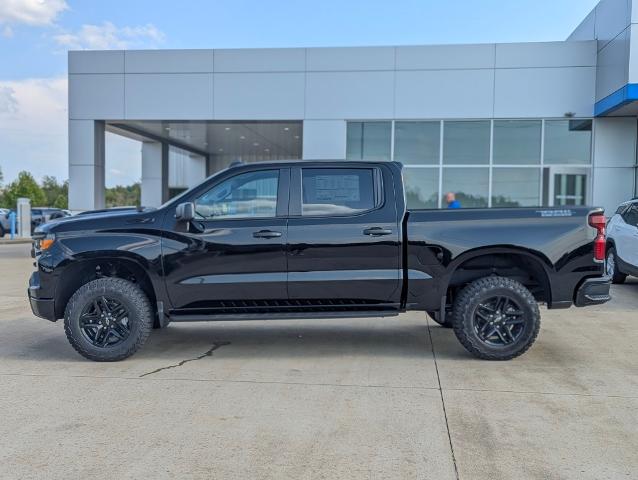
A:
[
  {"left": 302, "top": 120, "right": 347, "bottom": 159},
  {"left": 213, "top": 72, "right": 305, "bottom": 119},
  {"left": 592, "top": 167, "right": 636, "bottom": 213},
  {"left": 125, "top": 73, "right": 214, "bottom": 119},
  {"left": 69, "top": 51, "right": 124, "bottom": 74},
  {"left": 495, "top": 41, "right": 596, "bottom": 68},
  {"left": 124, "top": 49, "right": 214, "bottom": 73},
  {"left": 214, "top": 48, "right": 305, "bottom": 72},
  {"left": 627, "top": 23, "right": 638, "bottom": 82},
  {"left": 568, "top": 10, "right": 596, "bottom": 41},
  {"left": 594, "top": 0, "right": 631, "bottom": 47},
  {"left": 306, "top": 47, "right": 394, "bottom": 71},
  {"left": 596, "top": 29, "right": 630, "bottom": 100},
  {"left": 305, "top": 71, "right": 394, "bottom": 119},
  {"left": 593, "top": 117, "right": 637, "bottom": 167},
  {"left": 68, "top": 120, "right": 105, "bottom": 211},
  {"left": 395, "top": 69, "right": 494, "bottom": 119},
  {"left": 395, "top": 44, "right": 495, "bottom": 70},
  {"left": 69, "top": 74, "right": 124, "bottom": 119},
  {"left": 494, "top": 67, "right": 596, "bottom": 118}
]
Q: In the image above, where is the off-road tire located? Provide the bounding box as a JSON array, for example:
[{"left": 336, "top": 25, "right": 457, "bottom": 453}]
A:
[
  {"left": 427, "top": 310, "right": 453, "bottom": 328},
  {"left": 606, "top": 248, "right": 627, "bottom": 284},
  {"left": 452, "top": 276, "right": 540, "bottom": 361},
  {"left": 64, "top": 278, "right": 153, "bottom": 361}
]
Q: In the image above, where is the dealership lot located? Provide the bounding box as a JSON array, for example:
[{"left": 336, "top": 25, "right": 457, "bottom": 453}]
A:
[{"left": 1, "top": 243, "right": 637, "bottom": 479}]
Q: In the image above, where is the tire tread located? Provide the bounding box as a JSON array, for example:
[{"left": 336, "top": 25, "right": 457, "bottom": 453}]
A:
[
  {"left": 64, "top": 277, "right": 152, "bottom": 361},
  {"left": 452, "top": 276, "right": 540, "bottom": 361}
]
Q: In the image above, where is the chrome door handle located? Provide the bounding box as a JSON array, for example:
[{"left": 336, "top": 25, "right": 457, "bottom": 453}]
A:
[
  {"left": 253, "top": 230, "right": 282, "bottom": 239},
  {"left": 363, "top": 227, "right": 392, "bottom": 236}
]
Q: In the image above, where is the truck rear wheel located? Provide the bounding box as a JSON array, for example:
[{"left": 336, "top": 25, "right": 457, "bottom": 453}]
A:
[
  {"left": 64, "top": 277, "right": 153, "bottom": 361},
  {"left": 452, "top": 276, "right": 540, "bottom": 361}
]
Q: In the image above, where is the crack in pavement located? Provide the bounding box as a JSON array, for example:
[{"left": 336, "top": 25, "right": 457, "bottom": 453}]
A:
[
  {"left": 139, "top": 342, "right": 230, "bottom": 378},
  {"left": 427, "top": 318, "right": 460, "bottom": 480}
]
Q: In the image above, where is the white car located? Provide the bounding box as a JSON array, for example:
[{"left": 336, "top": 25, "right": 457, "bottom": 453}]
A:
[{"left": 606, "top": 199, "right": 638, "bottom": 283}]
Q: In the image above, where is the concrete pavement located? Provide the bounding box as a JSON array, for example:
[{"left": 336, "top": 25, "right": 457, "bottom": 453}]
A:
[{"left": 0, "top": 243, "right": 637, "bottom": 479}]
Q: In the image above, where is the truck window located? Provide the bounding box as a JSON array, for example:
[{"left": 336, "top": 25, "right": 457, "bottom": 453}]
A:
[
  {"left": 301, "top": 168, "right": 378, "bottom": 216},
  {"left": 195, "top": 170, "right": 279, "bottom": 220}
]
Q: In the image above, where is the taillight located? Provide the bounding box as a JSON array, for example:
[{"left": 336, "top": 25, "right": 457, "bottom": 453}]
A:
[{"left": 588, "top": 212, "right": 606, "bottom": 263}]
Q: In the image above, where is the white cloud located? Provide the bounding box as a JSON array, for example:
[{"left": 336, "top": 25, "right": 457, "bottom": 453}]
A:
[
  {"left": 0, "top": 86, "right": 18, "bottom": 113},
  {"left": 53, "top": 21, "right": 165, "bottom": 50},
  {"left": 0, "top": 77, "right": 67, "bottom": 184},
  {"left": 0, "top": 77, "right": 141, "bottom": 188},
  {"left": 0, "top": 0, "right": 67, "bottom": 26}
]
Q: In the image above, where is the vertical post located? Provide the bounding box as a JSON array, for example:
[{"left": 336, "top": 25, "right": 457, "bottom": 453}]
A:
[
  {"left": 161, "top": 142, "right": 169, "bottom": 204},
  {"left": 9, "top": 210, "right": 16, "bottom": 240},
  {"left": 17, "top": 198, "right": 31, "bottom": 238},
  {"left": 68, "top": 120, "right": 105, "bottom": 212},
  {"left": 141, "top": 141, "right": 169, "bottom": 207}
]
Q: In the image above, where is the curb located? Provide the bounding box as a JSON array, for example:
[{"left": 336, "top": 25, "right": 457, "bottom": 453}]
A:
[{"left": 0, "top": 238, "right": 33, "bottom": 245}]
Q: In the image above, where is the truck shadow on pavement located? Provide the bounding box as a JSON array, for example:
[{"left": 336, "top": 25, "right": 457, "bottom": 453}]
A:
[
  {"left": 1, "top": 318, "right": 475, "bottom": 363},
  {"left": 141, "top": 321, "right": 451, "bottom": 360}
]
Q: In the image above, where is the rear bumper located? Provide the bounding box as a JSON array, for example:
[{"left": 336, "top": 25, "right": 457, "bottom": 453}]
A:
[
  {"left": 28, "top": 271, "right": 56, "bottom": 321},
  {"left": 574, "top": 276, "right": 612, "bottom": 307}
]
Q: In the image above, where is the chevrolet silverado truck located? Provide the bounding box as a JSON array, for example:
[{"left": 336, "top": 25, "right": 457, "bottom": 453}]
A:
[{"left": 28, "top": 161, "right": 611, "bottom": 362}]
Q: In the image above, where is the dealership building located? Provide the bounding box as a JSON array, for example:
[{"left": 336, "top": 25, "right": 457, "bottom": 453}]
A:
[{"left": 68, "top": 0, "right": 638, "bottom": 213}]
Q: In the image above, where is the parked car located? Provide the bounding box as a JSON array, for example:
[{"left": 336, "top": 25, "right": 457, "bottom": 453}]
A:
[
  {"left": 28, "top": 161, "right": 610, "bottom": 362},
  {"left": 0, "top": 208, "right": 9, "bottom": 237},
  {"left": 30, "top": 208, "right": 70, "bottom": 232},
  {"left": 606, "top": 198, "right": 638, "bottom": 283}
]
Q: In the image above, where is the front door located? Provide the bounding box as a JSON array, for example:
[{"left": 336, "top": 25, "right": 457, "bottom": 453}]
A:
[
  {"left": 163, "top": 168, "right": 289, "bottom": 313},
  {"left": 545, "top": 167, "right": 589, "bottom": 207},
  {"left": 286, "top": 164, "right": 401, "bottom": 306}
]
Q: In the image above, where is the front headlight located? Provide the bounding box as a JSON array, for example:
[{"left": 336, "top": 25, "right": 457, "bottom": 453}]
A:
[{"left": 33, "top": 232, "right": 55, "bottom": 253}]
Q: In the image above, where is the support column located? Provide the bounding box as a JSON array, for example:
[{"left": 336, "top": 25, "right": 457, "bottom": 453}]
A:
[
  {"left": 591, "top": 117, "right": 637, "bottom": 213},
  {"left": 141, "top": 141, "right": 169, "bottom": 207},
  {"left": 68, "top": 120, "right": 105, "bottom": 212},
  {"left": 302, "top": 120, "right": 347, "bottom": 159}
]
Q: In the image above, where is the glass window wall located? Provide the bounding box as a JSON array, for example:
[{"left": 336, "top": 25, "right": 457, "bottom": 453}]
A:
[{"left": 345, "top": 119, "right": 594, "bottom": 208}]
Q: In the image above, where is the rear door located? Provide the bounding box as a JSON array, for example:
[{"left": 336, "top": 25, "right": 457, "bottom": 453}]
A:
[{"left": 286, "top": 164, "right": 401, "bottom": 306}]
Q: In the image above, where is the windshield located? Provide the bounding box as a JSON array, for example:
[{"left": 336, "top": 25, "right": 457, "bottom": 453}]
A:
[{"left": 157, "top": 170, "right": 225, "bottom": 210}]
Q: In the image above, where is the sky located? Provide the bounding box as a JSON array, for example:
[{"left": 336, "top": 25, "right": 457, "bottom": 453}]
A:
[{"left": 0, "top": 0, "right": 600, "bottom": 187}]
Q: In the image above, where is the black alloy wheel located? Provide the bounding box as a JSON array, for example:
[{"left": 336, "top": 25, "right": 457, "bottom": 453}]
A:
[
  {"left": 79, "top": 296, "right": 132, "bottom": 348},
  {"left": 473, "top": 295, "right": 525, "bottom": 347},
  {"left": 452, "top": 276, "right": 541, "bottom": 360},
  {"left": 64, "top": 277, "right": 153, "bottom": 361}
]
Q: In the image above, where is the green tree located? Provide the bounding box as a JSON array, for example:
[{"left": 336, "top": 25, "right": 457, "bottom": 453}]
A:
[
  {"left": 105, "top": 183, "right": 140, "bottom": 207},
  {"left": 1, "top": 171, "right": 46, "bottom": 209},
  {"left": 41, "top": 176, "right": 68, "bottom": 209}
]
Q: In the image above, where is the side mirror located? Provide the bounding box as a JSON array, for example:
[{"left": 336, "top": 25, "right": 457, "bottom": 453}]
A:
[{"left": 175, "top": 202, "right": 195, "bottom": 222}]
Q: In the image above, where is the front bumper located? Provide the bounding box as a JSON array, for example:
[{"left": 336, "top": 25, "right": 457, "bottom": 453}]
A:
[
  {"left": 574, "top": 276, "right": 612, "bottom": 307},
  {"left": 28, "top": 271, "right": 56, "bottom": 321}
]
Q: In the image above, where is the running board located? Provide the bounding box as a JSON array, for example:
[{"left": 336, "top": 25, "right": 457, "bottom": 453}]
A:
[{"left": 168, "top": 310, "right": 401, "bottom": 322}]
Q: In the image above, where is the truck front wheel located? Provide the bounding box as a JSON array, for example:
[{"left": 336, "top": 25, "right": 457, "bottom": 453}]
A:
[
  {"left": 452, "top": 276, "right": 540, "bottom": 361},
  {"left": 64, "top": 278, "right": 153, "bottom": 361}
]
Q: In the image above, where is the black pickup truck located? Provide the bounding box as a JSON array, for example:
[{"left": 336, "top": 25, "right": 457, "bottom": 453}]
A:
[{"left": 28, "top": 161, "right": 611, "bottom": 361}]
